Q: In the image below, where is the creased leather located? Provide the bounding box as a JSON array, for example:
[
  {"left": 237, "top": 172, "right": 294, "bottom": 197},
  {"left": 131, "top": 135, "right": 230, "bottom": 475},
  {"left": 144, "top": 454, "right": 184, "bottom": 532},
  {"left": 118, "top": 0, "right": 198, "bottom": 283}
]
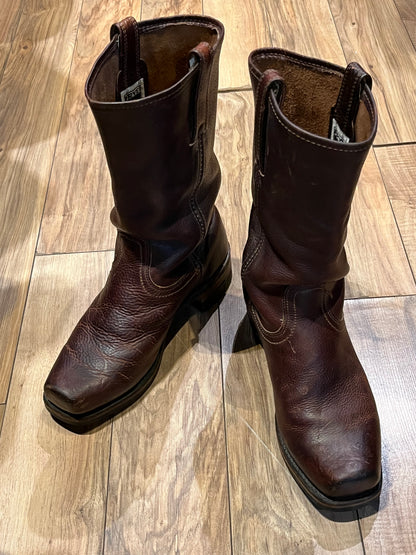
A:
[
  {"left": 242, "top": 49, "right": 381, "bottom": 502},
  {"left": 44, "top": 16, "right": 229, "bottom": 424}
]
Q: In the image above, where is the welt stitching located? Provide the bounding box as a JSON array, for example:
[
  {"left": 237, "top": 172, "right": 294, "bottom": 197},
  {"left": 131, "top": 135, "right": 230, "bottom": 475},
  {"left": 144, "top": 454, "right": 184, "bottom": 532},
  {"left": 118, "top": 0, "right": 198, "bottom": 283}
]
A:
[{"left": 268, "top": 99, "right": 370, "bottom": 152}]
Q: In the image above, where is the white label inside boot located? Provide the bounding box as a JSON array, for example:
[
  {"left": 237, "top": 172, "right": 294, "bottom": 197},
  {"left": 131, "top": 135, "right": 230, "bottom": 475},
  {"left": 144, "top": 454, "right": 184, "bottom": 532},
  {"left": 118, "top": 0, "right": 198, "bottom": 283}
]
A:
[
  {"left": 120, "top": 78, "right": 145, "bottom": 102},
  {"left": 330, "top": 118, "right": 350, "bottom": 143}
]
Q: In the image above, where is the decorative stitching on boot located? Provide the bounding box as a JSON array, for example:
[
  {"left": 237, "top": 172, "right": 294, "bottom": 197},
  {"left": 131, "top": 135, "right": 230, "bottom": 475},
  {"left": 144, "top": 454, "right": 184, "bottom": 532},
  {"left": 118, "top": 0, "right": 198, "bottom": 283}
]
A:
[
  {"left": 241, "top": 231, "right": 265, "bottom": 275},
  {"left": 249, "top": 287, "right": 298, "bottom": 344},
  {"left": 188, "top": 131, "right": 207, "bottom": 242},
  {"left": 140, "top": 246, "right": 198, "bottom": 297},
  {"left": 321, "top": 289, "right": 345, "bottom": 332}
]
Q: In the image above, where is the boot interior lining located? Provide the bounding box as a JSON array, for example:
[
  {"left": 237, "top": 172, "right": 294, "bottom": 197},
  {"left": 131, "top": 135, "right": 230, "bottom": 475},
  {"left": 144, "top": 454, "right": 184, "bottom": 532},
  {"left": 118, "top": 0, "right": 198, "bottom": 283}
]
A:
[
  {"left": 89, "top": 23, "right": 219, "bottom": 102},
  {"left": 254, "top": 55, "right": 373, "bottom": 141}
]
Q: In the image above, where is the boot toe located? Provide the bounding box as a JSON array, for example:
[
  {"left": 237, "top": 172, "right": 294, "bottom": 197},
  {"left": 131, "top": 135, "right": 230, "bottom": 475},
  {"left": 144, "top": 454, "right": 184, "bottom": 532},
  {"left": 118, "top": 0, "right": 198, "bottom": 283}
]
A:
[
  {"left": 316, "top": 458, "right": 381, "bottom": 501},
  {"left": 280, "top": 421, "right": 381, "bottom": 507},
  {"left": 44, "top": 375, "right": 92, "bottom": 415},
  {"left": 44, "top": 350, "right": 107, "bottom": 415}
]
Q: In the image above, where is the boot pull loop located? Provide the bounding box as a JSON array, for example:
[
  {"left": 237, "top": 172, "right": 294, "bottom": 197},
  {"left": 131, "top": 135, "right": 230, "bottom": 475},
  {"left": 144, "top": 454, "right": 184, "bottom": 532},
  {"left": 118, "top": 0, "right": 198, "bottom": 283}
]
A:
[
  {"left": 255, "top": 69, "right": 285, "bottom": 175},
  {"left": 110, "top": 16, "right": 148, "bottom": 101},
  {"left": 330, "top": 62, "right": 372, "bottom": 142},
  {"left": 188, "top": 42, "right": 212, "bottom": 144}
]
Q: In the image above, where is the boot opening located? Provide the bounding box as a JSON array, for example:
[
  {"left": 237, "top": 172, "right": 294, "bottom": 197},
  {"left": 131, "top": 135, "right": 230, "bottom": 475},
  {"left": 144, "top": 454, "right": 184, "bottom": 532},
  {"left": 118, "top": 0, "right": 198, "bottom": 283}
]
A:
[
  {"left": 88, "top": 21, "right": 220, "bottom": 102},
  {"left": 251, "top": 52, "right": 374, "bottom": 142}
]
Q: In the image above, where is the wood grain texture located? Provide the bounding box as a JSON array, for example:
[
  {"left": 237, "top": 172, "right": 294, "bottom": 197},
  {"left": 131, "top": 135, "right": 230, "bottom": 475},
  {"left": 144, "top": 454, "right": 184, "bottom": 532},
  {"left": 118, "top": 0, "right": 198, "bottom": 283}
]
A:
[
  {"left": 345, "top": 296, "right": 416, "bottom": 554},
  {"left": 0, "top": 252, "right": 113, "bottom": 554},
  {"left": 375, "top": 143, "right": 416, "bottom": 278},
  {"left": 38, "top": 0, "right": 143, "bottom": 255},
  {"left": 0, "top": 0, "right": 22, "bottom": 77},
  {"left": 265, "top": 0, "right": 346, "bottom": 65},
  {"left": 0, "top": 0, "right": 82, "bottom": 401},
  {"left": 329, "top": 0, "right": 416, "bottom": 144},
  {"left": 105, "top": 312, "right": 231, "bottom": 554},
  {"left": 215, "top": 91, "right": 364, "bottom": 554},
  {"left": 395, "top": 0, "right": 416, "bottom": 49},
  {"left": 203, "top": 0, "right": 271, "bottom": 90},
  {"left": 142, "top": 0, "right": 202, "bottom": 19},
  {"left": 346, "top": 149, "right": 416, "bottom": 298}
]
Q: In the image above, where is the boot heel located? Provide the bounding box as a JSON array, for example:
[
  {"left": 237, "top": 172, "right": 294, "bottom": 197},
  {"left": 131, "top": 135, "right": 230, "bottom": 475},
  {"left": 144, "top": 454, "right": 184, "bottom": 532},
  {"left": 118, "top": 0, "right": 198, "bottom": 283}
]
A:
[{"left": 233, "top": 312, "right": 261, "bottom": 352}]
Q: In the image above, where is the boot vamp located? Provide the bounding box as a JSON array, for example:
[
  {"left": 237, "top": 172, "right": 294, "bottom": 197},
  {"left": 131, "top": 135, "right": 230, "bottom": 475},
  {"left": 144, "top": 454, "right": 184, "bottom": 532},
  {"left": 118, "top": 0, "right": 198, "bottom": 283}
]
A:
[
  {"left": 44, "top": 237, "right": 198, "bottom": 415},
  {"left": 253, "top": 287, "right": 381, "bottom": 499}
]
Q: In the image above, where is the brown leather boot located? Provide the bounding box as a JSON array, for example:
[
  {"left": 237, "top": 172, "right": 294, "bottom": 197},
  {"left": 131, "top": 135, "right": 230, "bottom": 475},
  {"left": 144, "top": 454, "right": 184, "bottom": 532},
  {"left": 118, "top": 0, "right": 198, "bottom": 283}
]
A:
[
  {"left": 240, "top": 49, "right": 381, "bottom": 510},
  {"left": 44, "top": 16, "right": 230, "bottom": 432}
]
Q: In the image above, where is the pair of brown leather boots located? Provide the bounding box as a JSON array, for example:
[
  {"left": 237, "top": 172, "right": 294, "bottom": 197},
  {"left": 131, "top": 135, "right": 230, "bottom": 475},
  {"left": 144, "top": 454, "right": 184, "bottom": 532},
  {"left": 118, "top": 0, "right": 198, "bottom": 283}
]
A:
[{"left": 44, "top": 15, "right": 381, "bottom": 511}]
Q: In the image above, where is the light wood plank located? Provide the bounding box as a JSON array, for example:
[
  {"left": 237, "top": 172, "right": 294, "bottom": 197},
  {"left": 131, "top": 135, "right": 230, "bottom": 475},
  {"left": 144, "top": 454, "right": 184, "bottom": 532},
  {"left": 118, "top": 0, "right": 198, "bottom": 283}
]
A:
[
  {"left": 105, "top": 312, "right": 231, "bottom": 554},
  {"left": 203, "top": 0, "right": 271, "bottom": 90},
  {"left": 0, "top": 0, "right": 22, "bottom": 77},
  {"left": 375, "top": 143, "right": 416, "bottom": 278},
  {"left": 0, "top": 0, "right": 83, "bottom": 401},
  {"left": 345, "top": 296, "right": 416, "bottom": 554},
  {"left": 0, "top": 251, "right": 113, "bottom": 554},
  {"left": 395, "top": 0, "right": 416, "bottom": 49},
  {"left": 216, "top": 90, "right": 364, "bottom": 554},
  {"left": 329, "top": 0, "right": 416, "bottom": 144},
  {"left": 346, "top": 149, "right": 416, "bottom": 298},
  {"left": 142, "top": 0, "right": 202, "bottom": 19},
  {"left": 265, "top": 0, "right": 346, "bottom": 65},
  {"left": 38, "top": 0, "right": 143, "bottom": 255}
]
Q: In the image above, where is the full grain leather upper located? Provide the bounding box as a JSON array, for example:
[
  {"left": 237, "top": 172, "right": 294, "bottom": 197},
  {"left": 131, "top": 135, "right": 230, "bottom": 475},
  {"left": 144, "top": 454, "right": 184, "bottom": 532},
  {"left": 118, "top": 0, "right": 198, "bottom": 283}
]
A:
[
  {"left": 45, "top": 16, "right": 228, "bottom": 417},
  {"left": 242, "top": 49, "right": 381, "bottom": 500}
]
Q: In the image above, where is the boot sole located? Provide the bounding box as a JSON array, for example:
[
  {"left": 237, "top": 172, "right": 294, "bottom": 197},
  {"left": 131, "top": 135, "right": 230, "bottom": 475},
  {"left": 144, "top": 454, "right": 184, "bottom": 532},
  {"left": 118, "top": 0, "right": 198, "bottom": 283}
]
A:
[
  {"left": 237, "top": 312, "right": 382, "bottom": 511},
  {"left": 43, "top": 252, "right": 232, "bottom": 434}
]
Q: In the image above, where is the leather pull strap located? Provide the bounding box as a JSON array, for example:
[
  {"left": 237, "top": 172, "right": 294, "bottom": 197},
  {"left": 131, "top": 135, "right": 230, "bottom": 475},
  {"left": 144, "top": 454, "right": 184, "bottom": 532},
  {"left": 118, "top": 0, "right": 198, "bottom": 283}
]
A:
[
  {"left": 330, "top": 62, "right": 372, "bottom": 142},
  {"left": 110, "top": 16, "right": 147, "bottom": 101},
  {"left": 254, "top": 69, "right": 285, "bottom": 174},
  {"left": 188, "top": 41, "right": 212, "bottom": 143}
]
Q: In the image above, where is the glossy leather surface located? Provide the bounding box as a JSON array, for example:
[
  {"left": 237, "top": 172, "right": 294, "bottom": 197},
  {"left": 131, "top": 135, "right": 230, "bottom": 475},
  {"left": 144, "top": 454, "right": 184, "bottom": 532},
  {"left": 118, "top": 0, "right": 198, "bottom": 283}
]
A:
[{"left": 242, "top": 49, "right": 381, "bottom": 505}]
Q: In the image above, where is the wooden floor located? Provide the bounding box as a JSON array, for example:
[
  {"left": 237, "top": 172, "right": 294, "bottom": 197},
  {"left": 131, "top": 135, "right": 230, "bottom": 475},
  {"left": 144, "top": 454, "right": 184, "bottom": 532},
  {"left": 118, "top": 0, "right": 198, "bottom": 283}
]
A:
[{"left": 1, "top": 0, "right": 416, "bottom": 553}]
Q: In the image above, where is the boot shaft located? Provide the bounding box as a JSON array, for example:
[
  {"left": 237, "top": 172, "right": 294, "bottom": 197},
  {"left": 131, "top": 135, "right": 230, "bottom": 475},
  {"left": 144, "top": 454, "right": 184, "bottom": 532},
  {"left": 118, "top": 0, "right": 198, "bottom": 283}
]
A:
[
  {"left": 85, "top": 16, "right": 224, "bottom": 257},
  {"left": 244, "top": 49, "right": 377, "bottom": 287}
]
